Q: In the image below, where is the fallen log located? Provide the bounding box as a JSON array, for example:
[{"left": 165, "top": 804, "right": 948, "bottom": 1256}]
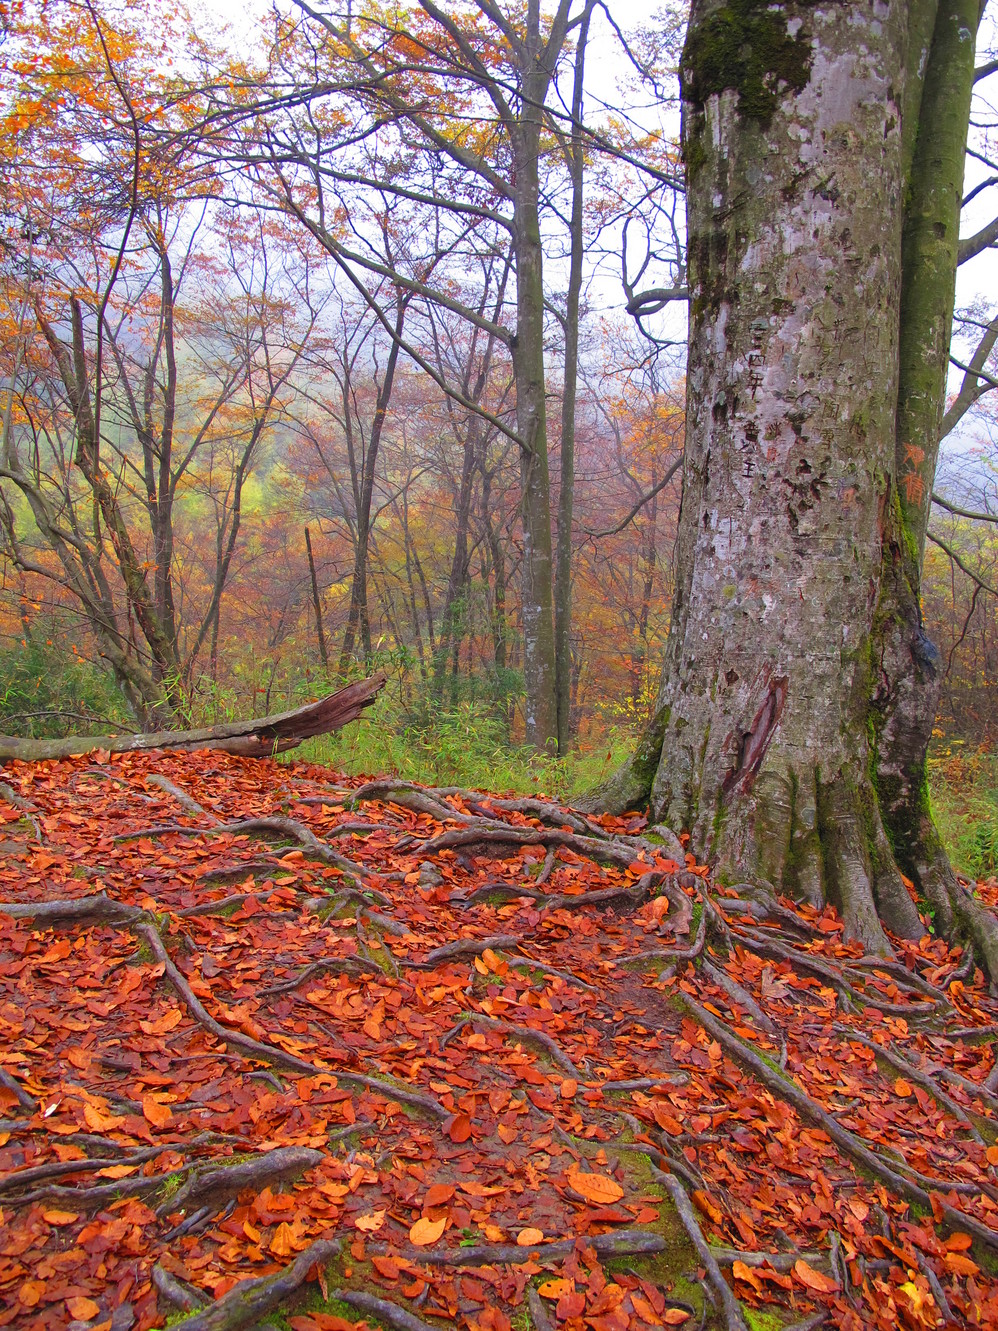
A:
[{"left": 0, "top": 673, "right": 386, "bottom": 763}]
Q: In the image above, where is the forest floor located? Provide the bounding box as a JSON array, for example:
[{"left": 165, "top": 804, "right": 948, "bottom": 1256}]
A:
[{"left": 2, "top": 754, "right": 998, "bottom": 1331}]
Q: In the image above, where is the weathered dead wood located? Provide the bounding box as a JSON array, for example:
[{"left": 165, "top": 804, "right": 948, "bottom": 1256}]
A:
[{"left": 0, "top": 673, "right": 385, "bottom": 762}]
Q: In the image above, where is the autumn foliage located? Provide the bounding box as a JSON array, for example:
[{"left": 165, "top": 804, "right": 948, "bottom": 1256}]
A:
[{"left": 3, "top": 752, "right": 998, "bottom": 1329}]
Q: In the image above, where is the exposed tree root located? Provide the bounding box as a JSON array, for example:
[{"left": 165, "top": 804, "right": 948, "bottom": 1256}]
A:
[
  {"left": 732, "top": 926, "right": 937, "bottom": 1016},
  {"left": 653, "top": 1167, "right": 750, "bottom": 1331},
  {"left": 702, "top": 961, "right": 779, "bottom": 1035},
  {"left": 0, "top": 1066, "right": 36, "bottom": 1111},
  {"left": 147, "top": 774, "right": 215, "bottom": 818},
  {"left": 332, "top": 1290, "right": 445, "bottom": 1331},
  {"left": 628, "top": 902, "right": 707, "bottom": 965},
  {"left": 439, "top": 1012, "right": 586, "bottom": 1079},
  {"left": 677, "top": 992, "right": 998, "bottom": 1252},
  {"left": 116, "top": 815, "right": 371, "bottom": 881},
  {"left": 258, "top": 956, "right": 382, "bottom": 995},
  {"left": 158, "top": 1146, "right": 323, "bottom": 1219},
  {"left": 0, "top": 1144, "right": 165, "bottom": 1195},
  {"left": 709, "top": 1247, "right": 825, "bottom": 1275},
  {"left": 835, "top": 1027, "right": 985, "bottom": 1144},
  {"left": 505, "top": 956, "right": 599, "bottom": 993},
  {"left": 136, "top": 923, "right": 449, "bottom": 1120},
  {"left": 152, "top": 1262, "right": 208, "bottom": 1312},
  {"left": 165, "top": 1237, "right": 341, "bottom": 1331},
  {"left": 396, "top": 1227, "right": 667, "bottom": 1268},
  {"left": 421, "top": 934, "right": 523, "bottom": 965}
]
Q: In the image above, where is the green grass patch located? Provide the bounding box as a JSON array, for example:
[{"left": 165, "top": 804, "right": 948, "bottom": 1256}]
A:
[{"left": 289, "top": 682, "right": 635, "bottom": 800}]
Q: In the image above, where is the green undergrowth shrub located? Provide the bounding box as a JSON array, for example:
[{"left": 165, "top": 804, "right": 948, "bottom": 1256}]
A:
[
  {"left": 292, "top": 672, "right": 636, "bottom": 800},
  {"left": 928, "top": 742, "right": 998, "bottom": 879},
  {"left": 0, "top": 639, "right": 132, "bottom": 738}
]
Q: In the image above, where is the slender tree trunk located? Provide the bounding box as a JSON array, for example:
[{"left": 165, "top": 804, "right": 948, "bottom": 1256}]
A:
[
  {"left": 511, "top": 25, "right": 558, "bottom": 750},
  {"left": 433, "top": 424, "right": 477, "bottom": 696},
  {"left": 339, "top": 295, "right": 406, "bottom": 673},
  {"left": 305, "top": 526, "right": 328, "bottom": 669},
  {"left": 870, "top": 0, "right": 998, "bottom": 975},
  {"left": 554, "top": 6, "right": 591, "bottom": 756}
]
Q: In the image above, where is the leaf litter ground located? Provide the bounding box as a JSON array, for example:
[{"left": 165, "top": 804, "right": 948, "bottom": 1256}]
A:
[{"left": 2, "top": 753, "right": 998, "bottom": 1331}]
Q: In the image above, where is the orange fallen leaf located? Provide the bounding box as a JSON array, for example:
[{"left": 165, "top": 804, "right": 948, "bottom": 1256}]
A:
[
  {"left": 943, "top": 1251, "right": 979, "bottom": 1276},
  {"left": 42, "top": 1209, "right": 79, "bottom": 1225},
  {"left": 270, "top": 1221, "right": 295, "bottom": 1255},
  {"left": 732, "top": 1260, "right": 762, "bottom": 1292},
  {"left": 663, "top": 1312, "right": 691, "bottom": 1326},
  {"left": 354, "top": 1211, "right": 387, "bottom": 1233},
  {"left": 67, "top": 1296, "right": 101, "bottom": 1319},
  {"left": 986, "top": 1145, "right": 998, "bottom": 1167},
  {"left": 652, "top": 1103, "right": 684, "bottom": 1135},
  {"left": 537, "top": 1278, "right": 574, "bottom": 1299},
  {"left": 516, "top": 1227, "right": 544, "bottom": 1246},
  {"left": 944, "top": 1232, "right": 973, "bottom": 1251},
  {"left": 97, "top": 1164, "right": 137, "bottom": 1179},
  {"left": 424, "top": 1183, "right": 456, "bottom": 1208},
  {"left": 567, "top": 1168, "right": 624, "bottom": 1205},
  {"left": 560, "top": 1079, "right": 578, "bottom": 1099},
  {"left": 409, "top": 1216, "right": 446, "bottom": 1245},
  {"left": 142, "top": 1095, "right": 173, "bottom": 1128},
  {"left": 894, "top": 1078, "right": 913, "bottom": 1098},
  {"left": 447, "top": 1113, "right": 472, "bottom": 1143},
  {"left": 794, "top": 1259, "right": 839, "bottom": 1294}
]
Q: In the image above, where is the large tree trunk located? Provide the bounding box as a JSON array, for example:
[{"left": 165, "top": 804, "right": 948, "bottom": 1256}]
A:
[{"left": 597, "top": 0, "right": 998, "bottom": 974}]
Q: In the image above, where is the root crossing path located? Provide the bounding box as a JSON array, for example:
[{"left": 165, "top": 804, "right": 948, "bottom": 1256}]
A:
[{"left": 2, "top": 751, "right": 998, "bottom": 1331}]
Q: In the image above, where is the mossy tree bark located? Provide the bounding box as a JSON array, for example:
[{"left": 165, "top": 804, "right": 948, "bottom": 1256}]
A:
[{"left": 598, "top": 0, "right": 998, "bottom": 975}]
